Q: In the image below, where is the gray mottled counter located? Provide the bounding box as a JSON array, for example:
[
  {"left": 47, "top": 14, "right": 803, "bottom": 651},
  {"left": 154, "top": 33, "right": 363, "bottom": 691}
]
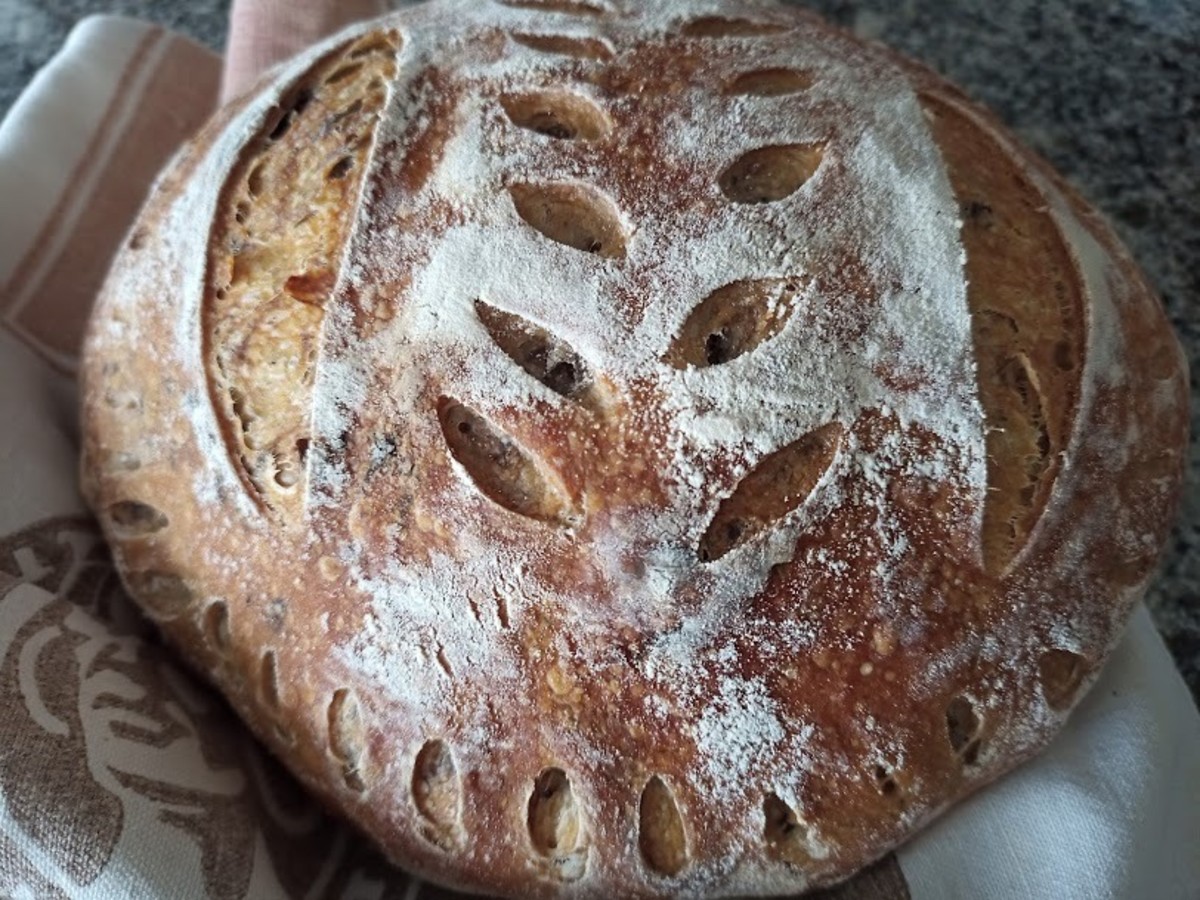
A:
[{"left": 2, "top": 0, "right": 1197, "bottom": 702}]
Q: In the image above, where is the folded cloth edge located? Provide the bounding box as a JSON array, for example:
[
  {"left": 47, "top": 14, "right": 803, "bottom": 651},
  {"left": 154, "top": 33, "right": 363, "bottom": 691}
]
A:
[{"left": 0, "top": 15, "right": 220, "bottom": 373}]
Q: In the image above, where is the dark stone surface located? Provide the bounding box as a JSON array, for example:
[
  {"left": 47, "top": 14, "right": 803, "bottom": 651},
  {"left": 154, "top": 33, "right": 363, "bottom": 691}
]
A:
[
  {"left": 0, "top": 0, "right": 230, "bottom": 115},
  {"left": 1, "top": 0, "right": 1197, "bottom": 701}
]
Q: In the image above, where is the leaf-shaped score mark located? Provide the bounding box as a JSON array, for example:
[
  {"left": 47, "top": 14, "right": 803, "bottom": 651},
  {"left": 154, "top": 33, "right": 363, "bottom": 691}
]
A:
[
  {"left": 719, "top": 144, "right": 825, "bottom": 204},
  {"left": 510, "top": 182, "right": 628, "bottom": 258},
  {"left": 438, "top": 399, "right": 578, "bottom": 526},
  {"left": 762, "top": 793, "right": 814, "bottom": 866},
  {"left": 945, "top": 696, "right": 982, "bottom": 765},
  {"left": 528, "top": 768, "right": 583, "bottom": 857},
  {"left": 700, "top": 423, "right": 845, "bottom": 561},
  {"left": 328, "top": 688, "right": 368, "bottom": 791},
  {"left": 639, "top": 776, "right": 688, "bottom": 876},
  {"left": 475, "top": 300, "right": 591, "bottom": 399},
  {"left": 510, "top": 32, "right": 614, "bottom": 60},
  {"left": 1038, "top": 649, "right": 1088, "bottom": 711},
  {"left": 106, "top": 500, "right": 169, "bottom": 537},
  {"left": 725, "top": 67, "right": 815, "bottom": 96},
  {"left": 412, "top": 739, "right": 462, "bottom": 849},
  {"left": 665, "top": 278, "right": 805, "bottom": 369},
  {"left": 527, "top": 767, "right": 588, "bottom": 880},
  {"left": 500, "top": 89, "right": 612, "bottom": 140}
]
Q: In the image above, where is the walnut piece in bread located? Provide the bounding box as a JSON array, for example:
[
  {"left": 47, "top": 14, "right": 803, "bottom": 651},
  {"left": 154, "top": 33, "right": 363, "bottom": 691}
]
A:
[{"left": 80, "top": 1, "right": 1188, "bottom": 897}]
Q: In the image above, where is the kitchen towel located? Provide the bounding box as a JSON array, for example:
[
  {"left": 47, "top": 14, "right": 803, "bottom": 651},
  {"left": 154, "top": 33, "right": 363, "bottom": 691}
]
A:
[{"left": 1, "top": 14, "right": 1197, "bottom": 900}]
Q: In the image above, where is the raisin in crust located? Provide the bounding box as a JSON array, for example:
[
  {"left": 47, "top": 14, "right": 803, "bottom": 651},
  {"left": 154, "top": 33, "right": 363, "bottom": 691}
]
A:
[{"left": 79, "top": 2, "right": 1188, "bottom": 897}]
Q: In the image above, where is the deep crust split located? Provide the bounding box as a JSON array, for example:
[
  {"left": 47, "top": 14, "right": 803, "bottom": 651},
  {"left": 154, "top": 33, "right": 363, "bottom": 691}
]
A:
[{"left": 80, "top": 1, "right": 1188, "bottom": 897}]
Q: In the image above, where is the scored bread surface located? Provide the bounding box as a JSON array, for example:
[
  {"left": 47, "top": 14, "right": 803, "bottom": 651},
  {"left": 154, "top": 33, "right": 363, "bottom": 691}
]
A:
[{"left": 80, "top": 1, "right": 1188, "bottom": 897}]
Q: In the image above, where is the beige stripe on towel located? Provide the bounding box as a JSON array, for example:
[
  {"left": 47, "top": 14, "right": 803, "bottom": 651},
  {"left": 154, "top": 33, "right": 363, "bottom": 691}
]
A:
[{"left": 1, "top": 28, "right": 219, "bottom": 372}]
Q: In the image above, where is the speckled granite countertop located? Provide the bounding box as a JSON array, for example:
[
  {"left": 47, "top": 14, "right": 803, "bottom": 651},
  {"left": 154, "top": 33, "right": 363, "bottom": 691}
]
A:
[{"left": 2, "top": 0, "right": 1197, "bottom": 702}]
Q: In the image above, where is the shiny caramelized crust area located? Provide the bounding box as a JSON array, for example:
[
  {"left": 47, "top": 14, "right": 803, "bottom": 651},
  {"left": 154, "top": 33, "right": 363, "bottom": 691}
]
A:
[{"left": 80, "top": 2, "right": 1188, "bottom": 898}]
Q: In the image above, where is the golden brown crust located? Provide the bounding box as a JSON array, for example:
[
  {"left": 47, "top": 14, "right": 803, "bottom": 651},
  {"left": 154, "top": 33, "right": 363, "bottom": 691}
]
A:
[{"left": 80, "top": 2, "right": 1188, "bottom": 898}]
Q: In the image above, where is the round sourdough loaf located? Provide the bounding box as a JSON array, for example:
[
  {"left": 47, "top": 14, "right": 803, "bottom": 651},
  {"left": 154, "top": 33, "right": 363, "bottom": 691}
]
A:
[{"left": 80, "top": 1, "right": 1188, "bottom": 897}]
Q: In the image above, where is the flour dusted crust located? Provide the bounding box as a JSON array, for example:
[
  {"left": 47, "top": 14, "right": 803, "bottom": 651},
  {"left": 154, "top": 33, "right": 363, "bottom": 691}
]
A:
[{"left": 79, "top": 1, "right": 1188, "bottom": 897}]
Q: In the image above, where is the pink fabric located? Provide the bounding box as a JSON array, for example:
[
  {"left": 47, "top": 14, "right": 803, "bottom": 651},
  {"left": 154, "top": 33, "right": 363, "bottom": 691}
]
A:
[{"left": 222, "top": 0, "right": 388, "bottom": 101}]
